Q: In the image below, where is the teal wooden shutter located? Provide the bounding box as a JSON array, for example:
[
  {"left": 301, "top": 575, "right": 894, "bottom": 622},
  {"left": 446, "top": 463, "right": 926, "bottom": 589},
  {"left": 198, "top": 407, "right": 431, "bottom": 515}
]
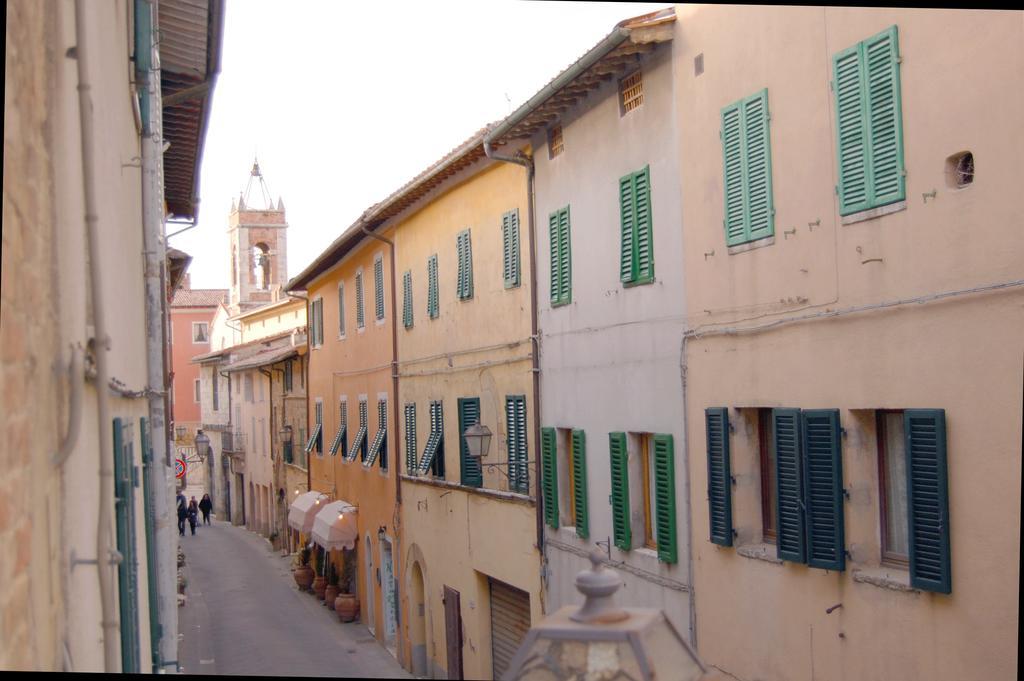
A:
[
  {"left": 705, "top": 408, "right": 733, "bottom": 547},
  {"left": 404, "top": 403, "right": 417, "bottom": 473},
  {"left": 503, "top": 209, "right": 521, "bottom": 288},
  {"left": 801, "top": 410, "right": 845, "bottom": 571},
  {"left": 743, "top": 93, "right": 773, "bottom": 241},
  {"left": 609, "top": 432, "right": 631, "bottom": 550},
  {"left": 904, "top": 409, "right": 951, "bottom": 593},
  {"left": 571, "top": 429, "right": 588, "bottom": 539},
  {"left": 619, "top": 174, "right": 636, "bottom": 282},
  {"left": 355, "top": 272, "right": 365, "bottom": 328},
  {"left": 548, "top": 212, "right": 560, "bottom": 304},
  {"left": 721, "top": 90, "right": 773, "bottom": 245},
  {"left": 402, "top": 271, "right": 413, "bottom": 329},
  {"left": 506, "top": 396, "right": 529, "bottom": 493},
  {"left": 541, "top": 427, "right": 558, "bottom": 528},
  {"left": 833, "top": 25, "right": 904, "bottom": 215},
  {"left": 456, "top": 230, "right": 473, "bottom": 300},
  {"left": 634, "top": 167, "right": 653, "bottom": 283},
  {"left": 773, "top": 408, "right": 806, "bottom": 562},
  {"left": 653, "top": 434, "right": 677, "bottom": 564},
  {"left": 113, "top": 418, "right": 140, "bottom": 672},
  {"left": 459, "top": 398, "right": 483, "bottom": 487},
  {"left": 557, "top": 208, "right": 571, "bottom": 304},
  {"left": 427, "top": 255, "right": 439, "bottom": 319},
  {"left": 864, "top": 26, "right": 905, "bottom": 207},
  {"left": 338, "top": 282, "right": 345, "bottom": 336},
  {"left": 374, "top": 257, "right": 385, "bottom": 321},
  {"left": 139, "top": 418, "right": 161, "bottom": 669}
]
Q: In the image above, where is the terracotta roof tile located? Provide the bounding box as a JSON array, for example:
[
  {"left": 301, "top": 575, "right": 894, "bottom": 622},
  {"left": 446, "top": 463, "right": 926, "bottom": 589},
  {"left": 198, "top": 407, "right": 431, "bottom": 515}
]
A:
[{"left": 171, "top": 288, "right": 228, "bottom": 308}]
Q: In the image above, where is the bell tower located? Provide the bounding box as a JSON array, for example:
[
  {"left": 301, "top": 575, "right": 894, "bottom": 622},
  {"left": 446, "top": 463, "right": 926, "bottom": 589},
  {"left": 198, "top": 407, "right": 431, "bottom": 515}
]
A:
[{"left": 227, "top": 158, "right": 288, "bottom": 313}]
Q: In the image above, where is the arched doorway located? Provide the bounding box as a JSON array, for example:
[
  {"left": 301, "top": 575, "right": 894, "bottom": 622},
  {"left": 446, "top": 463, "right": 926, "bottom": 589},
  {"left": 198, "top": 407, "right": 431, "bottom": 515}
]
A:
[{"left": 410, "top": 561, "right": 428, "bottom": 677}]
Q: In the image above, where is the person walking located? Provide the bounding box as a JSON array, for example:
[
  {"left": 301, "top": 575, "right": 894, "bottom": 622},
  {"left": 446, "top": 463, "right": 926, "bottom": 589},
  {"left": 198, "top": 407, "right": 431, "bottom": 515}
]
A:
[
  {"left": 188, "top": 496, "right": 199, "bottom": 536},
  {"left": 176, "top": 491, "right": 187, "bottom": 536},
  {"left": 199, "top": 493, "right": 213, "bottom": 525}
]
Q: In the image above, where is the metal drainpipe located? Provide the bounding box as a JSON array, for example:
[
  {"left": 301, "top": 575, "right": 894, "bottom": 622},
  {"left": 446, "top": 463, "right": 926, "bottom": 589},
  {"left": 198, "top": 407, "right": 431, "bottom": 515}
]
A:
[
  {"left": 134, "top": 0, "right": 176, "bottom": 669},
  {"left": 482, "top": 141, "right": 545, "bottom": 608},
  {"left": 74, "top": 0, "right": 118, "bottom": 668}
]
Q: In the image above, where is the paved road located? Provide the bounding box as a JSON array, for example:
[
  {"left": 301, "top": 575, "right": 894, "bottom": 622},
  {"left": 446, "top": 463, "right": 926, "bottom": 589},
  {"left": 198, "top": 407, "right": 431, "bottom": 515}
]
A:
[{"left": 178, "top": 519, "right": 411, "bottom": 678}]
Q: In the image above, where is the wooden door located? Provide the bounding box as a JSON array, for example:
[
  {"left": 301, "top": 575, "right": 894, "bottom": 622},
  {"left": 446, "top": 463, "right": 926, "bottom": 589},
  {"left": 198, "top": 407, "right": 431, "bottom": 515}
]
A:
[{"left": 443, "top": 585, "right": 463, "bottom": 679}]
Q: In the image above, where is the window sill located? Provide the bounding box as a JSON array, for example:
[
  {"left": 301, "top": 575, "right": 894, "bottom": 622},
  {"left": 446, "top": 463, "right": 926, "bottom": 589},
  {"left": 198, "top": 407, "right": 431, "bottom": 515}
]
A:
[
  {"left": 551, "top": 299, "right": 572, "bottom": 309},
  {"left": 622, "top": 277, "right": 655, "bottom": 289},
  {"left": 727, "top": 235, "right": 775, "bottom": 255},
  {"left": 399, "top": 473, "right": 534, "bottom": 504},
  {"left": 852, "top": 566, "right": 919, "bottom": 593},
  {"left": 736, "top": 542, "right": 783, "bottom": 565},
  {"left": 841, "top": 200, "right": 907, "bottom": 225},
  {"left": 375, "top": 318, "right": 386, "bottom": 327}
]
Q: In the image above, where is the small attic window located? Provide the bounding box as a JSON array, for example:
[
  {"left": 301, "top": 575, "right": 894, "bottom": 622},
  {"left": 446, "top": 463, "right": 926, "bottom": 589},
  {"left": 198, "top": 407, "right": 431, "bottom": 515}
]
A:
[
  {"left": 946, "top": 151, "right": 974, "bottom": 188},
  {"left": 620, "top": 70, "right": 644, "bottom": 115},
  {"left": 548, "top": 125, "right": 564, "bottom": 159}
]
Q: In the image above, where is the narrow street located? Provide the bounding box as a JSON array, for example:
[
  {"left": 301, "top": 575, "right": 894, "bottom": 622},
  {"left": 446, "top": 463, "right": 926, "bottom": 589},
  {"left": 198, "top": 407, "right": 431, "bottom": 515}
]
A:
[{"left": 178, "top": 519, "right": 410, "bottom": 678}]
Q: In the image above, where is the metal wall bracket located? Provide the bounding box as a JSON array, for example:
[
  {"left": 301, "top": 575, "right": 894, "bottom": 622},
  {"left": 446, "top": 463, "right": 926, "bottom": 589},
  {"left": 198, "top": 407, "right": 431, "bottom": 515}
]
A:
[{"left": 70, "top": 547, "right": 123, "bottom": 571}]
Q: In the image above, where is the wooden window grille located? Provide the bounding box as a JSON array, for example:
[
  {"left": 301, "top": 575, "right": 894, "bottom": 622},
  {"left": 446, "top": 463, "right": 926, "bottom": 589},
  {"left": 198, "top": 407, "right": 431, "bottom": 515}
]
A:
[
  {"left": 621, "top": 71, "right": 644, "bottom": 114},
  {"left": 548, "top": 125, "right": 564, "bottom": 159}
]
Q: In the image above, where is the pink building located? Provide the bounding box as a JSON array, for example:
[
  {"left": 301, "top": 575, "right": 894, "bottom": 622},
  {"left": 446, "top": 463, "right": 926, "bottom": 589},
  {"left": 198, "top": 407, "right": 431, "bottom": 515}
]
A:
[{"left": 169, "top": 276, "right": 226, "bottom": 437}]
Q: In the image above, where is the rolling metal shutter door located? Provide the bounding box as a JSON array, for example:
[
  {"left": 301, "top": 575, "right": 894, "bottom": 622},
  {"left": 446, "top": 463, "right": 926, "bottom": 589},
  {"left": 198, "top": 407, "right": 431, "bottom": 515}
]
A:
[{"left": 490, "top": 578, "right": 531, "bottom": 680}]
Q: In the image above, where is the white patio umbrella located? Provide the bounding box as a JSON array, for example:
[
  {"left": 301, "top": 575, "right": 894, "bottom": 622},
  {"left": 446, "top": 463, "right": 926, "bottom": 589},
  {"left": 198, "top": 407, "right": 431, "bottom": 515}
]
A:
[
  {"left": 311, "top": 501, "right": 359, "bottom": 551},
  {"left": 288, "top": 490, "right": 327, "bottom": 534}
]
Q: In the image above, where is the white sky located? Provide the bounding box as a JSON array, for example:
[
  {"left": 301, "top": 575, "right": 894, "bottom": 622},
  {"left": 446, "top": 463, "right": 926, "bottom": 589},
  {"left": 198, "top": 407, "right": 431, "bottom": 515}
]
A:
[{"left": 169, "top": 0, "right": 669, "bottom": 290}]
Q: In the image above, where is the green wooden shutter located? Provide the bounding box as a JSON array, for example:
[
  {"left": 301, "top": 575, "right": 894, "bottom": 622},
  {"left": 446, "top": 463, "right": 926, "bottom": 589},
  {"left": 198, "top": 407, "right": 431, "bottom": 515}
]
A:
[
  {"left": 548, "top": 212, "right": 560, "bottom": 305},
  {"left": 557, "top": 208, "right": 571, "bottom": 305},
  {"left": 743, "top": 92, "right": 773, "bottom": 241},
  {"left": 653, "top": 434, "right": 677, "bottom": 564},
  {"left": 462, "top": 230, "right": 473, "bottom": 299},
  {"left": 801, "top": 410, "right": 845, "bottom": 571},
  {"left": 833, "top": 42, "right": 869, "bottom": 214},
  {"left": 427, "top": 255, "right": 439, "bottom": 319},
  {"left": 773, "top": 408, "right": 806, "bottom": 562},
  {"left": 503, "top": 209, "right": 520, "bottom": 288},
  {"left": 571, "top": 429, "right": 588, "bottom": 539},
  {"left": 402, "top": 271, "right": 413, "bottom": 329},
  {"left": 634, "top": 167, "right": 654, "bottom": 283},
  {"left": 619, "top": 174, "right": 636, "bottom": 282},
  {"left": 456, "top": 232, "right": 466, "bottom": 299},
  {"left": 904, "top": 409, "right": 951, "bottom": 593},
  {"left": 864, "top": 26, "right": 905, "bottom": 207},
  {"left": 721, "top": 103, "right": 746, "bottom": 245},
  {"left": 112, "top": 418, "right": 140, "bottom": 672},
  {"left": 404, "top": 403, "right": 417, "bottom": 473},
  {"left": 541, "top": 427, "right": 558, "bottom": 528},
  {"left": 705, "top": 408, "right": 733, "bottom": 547},
  {"left": 506, "top": 396, "right": 528, "bottom": 493},
  {"left": 609, "top": 432, "right": 631, "bottom": 551},
  {"left": 139, "top": 418, "right": 161, "bottom": 669},
  {"left": 378, "top": 399, "right": 388, "bottom": 469},
  {"left": 338, "top": 283, "right": 345, "bottom": 336},
  {"left": 355, "top": 272, "right": 365, "bottom": 328},
  {"left": 374, "top": 257, "right": 385, "bottom": 321},
  {"left": 459, "top": 398, "right": 483, "bottom": 487}
]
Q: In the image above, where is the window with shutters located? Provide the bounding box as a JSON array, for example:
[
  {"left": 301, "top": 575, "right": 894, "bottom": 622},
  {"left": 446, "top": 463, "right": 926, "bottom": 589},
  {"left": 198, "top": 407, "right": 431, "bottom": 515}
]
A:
[
  {"left": 548, "top": 125, "right": 564, "bottom": 159},
  {"left": 358, "top": 400, "right": 368, "bottom": 462},
  {"left": 355, "top": 271, "right": 365, "bottom": 330},
  {"left": 877, "top": 410, "right": 909, "bottom": 565},
  {"left": 337, "top": 282, "right": 346, "bottom": 338},
  {"left": 721, "top": 89, "right": 774, "bottom": 247},
  {"left": 541, "top": 428, "right": 559, "bottom": 528},
  {"left": 506, "top": 396, "right": 529, "bottom": 494},
  {"left": 427, "top": 255, "right": 439, "bottom": 319},
  {"left": 374, "top": 255, "right": 385, "bottom": 322},
  {"left": 549, "top": 427, "right": 589, "bottom": 538},
  {"left": 404, "top": 403, "right": 418, "bottom": 474},
  {"left": 619, "top": 166, "right": 654, "bottom": 285},
  {"left": 458, "top": 397, "right": 482, "bottom": 487},
  {"left": 365, "top": 398, "right": 387, "bottom": 468},
  {"left": 638, "top": 434, "right": 657, "bottom": 550},
  {"left": 548, "top": 207, "right": 571, "bottom": 307},
  {"left": 417, "top": 401, "right": 445, "bottom": 478},
  {"left": 244, "top": 374, "right": 253, "bottom": 403},
  {"left": 608, "top": 433, "right": 631, "bottom": 550},
  {"left": 402, "top": 271, "right": 413, "bottom": 329},
  {"left": 212, "top": 371, "right": 219, "bottom": 410},
  {"left": 345, "top": 400, "right": 368, "bottom": 462},
  {"left": 456, "top": 230, "right": 474, "bottom": 301},
  {"left": 833, "top": 25, "right": 905, "bottom": 217},
  {"left": 330, "top": 400, "right": 348, "bottom": 456},
  {"left": 758, "top": 408, "right": 777, "bottom": 542},
  {"left": 309, "top": 297, "right": 324, "bottom": 347},
  {"left": 283, "top": 360, "right": 292, "bottom": 394},
  {"left": 194, "top": 379, "right": 201, "bottom": 403},
  {"left": 502, "top": 209, "right": 521, "bottom": 289}
]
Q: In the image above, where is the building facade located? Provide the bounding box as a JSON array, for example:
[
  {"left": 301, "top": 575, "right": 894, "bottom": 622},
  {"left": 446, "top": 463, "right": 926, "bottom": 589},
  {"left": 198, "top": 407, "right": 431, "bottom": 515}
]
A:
[{"left": 674, "top": 6, "right": 1022, "bottom": 680}]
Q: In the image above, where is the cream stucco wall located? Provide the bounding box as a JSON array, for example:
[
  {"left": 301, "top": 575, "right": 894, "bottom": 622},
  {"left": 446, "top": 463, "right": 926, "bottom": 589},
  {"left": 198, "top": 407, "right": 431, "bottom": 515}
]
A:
[{"left": 674, "top": 6, "right": 1023, "bottom": 680}]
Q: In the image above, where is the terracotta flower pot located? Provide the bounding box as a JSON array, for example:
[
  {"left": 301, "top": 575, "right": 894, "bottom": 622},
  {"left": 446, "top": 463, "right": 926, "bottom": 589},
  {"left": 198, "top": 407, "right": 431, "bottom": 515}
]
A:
[
  {"left": 324, "top": 584, "right": 340, "bottom": 606},
  {"left": 335, "top": 593, "right": 360, "bottom": 623},
  {"left": 313, "top": 575, "right": 327, "bottom": 600},
  {"left": 293, "top": 565, "right": 314, "bottom": 591}
]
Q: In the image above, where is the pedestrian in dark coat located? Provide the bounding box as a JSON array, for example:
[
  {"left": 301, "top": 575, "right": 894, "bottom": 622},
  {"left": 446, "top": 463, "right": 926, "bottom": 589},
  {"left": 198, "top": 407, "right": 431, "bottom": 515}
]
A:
[
  {"left": 176, "top": 492, "right": 187, "bottom": 536},
  {"left": 188, "top": 497, "right": 199, "bottom": 535},
  {"left": 199, "top": 494, "right": 213, "bottom": 525}
]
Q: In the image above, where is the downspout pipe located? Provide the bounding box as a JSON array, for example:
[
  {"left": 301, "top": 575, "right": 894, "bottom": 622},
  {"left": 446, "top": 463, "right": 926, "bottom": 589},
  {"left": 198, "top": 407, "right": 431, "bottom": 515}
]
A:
[
  {"left": 482, "top": 140, "right": 545, "bottom": 603},
  {"left": 74, "top": 0, "right": 118, "bottom": 669},
  {"left": 134, "top": 0, "right": 176, "bottom": 669}
]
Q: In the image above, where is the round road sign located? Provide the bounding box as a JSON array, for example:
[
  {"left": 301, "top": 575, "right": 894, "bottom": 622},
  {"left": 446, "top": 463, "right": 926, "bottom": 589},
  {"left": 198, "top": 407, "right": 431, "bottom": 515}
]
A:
[{"left": 175, "top": 458, "right": 187, "bottom": 479}]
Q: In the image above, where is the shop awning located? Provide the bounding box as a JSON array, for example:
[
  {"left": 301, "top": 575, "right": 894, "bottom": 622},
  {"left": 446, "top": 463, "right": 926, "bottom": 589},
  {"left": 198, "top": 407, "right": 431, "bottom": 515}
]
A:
[
  {"left": 311, "top": 501, "right": 359, "bottom": 551},
  {"left": 288, "top": 491, "right": 326, "bottom": 534}
]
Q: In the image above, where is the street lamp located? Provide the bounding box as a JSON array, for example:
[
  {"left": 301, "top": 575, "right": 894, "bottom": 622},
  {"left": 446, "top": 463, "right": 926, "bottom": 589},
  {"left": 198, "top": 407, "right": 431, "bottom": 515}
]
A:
[
  {"left": 463, "top": 423, "right": 493, "bottom": 460},
  {"left": 193, "top": 430, "right": 210, "bottom": 463},
  {"left": 280, "top": 424, "right": 293, "bottom": 463},
  {"left": 502, "top": 551, "right": 707, "bottom": 681}
]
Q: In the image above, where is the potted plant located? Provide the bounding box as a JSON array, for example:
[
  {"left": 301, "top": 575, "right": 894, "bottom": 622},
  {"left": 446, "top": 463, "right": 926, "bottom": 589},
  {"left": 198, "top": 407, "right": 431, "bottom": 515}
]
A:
[
  {"left": 324, "top": 558, "right": 340, "bottom": 607},
  {"left": 334, "top": 546, "right": 360, "bottom": 623},
  {"left": 312, "top": 546, "right": 328, "bottom": 600},
  {"left": 292, "top": 544, "right": 314, "bottom": 591}
]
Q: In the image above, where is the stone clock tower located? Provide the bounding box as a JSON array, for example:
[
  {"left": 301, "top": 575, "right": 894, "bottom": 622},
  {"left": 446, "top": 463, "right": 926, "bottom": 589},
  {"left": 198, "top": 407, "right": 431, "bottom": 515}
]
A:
[{"left": 227, "top": 159, "right": 288, "bottom": 314}]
